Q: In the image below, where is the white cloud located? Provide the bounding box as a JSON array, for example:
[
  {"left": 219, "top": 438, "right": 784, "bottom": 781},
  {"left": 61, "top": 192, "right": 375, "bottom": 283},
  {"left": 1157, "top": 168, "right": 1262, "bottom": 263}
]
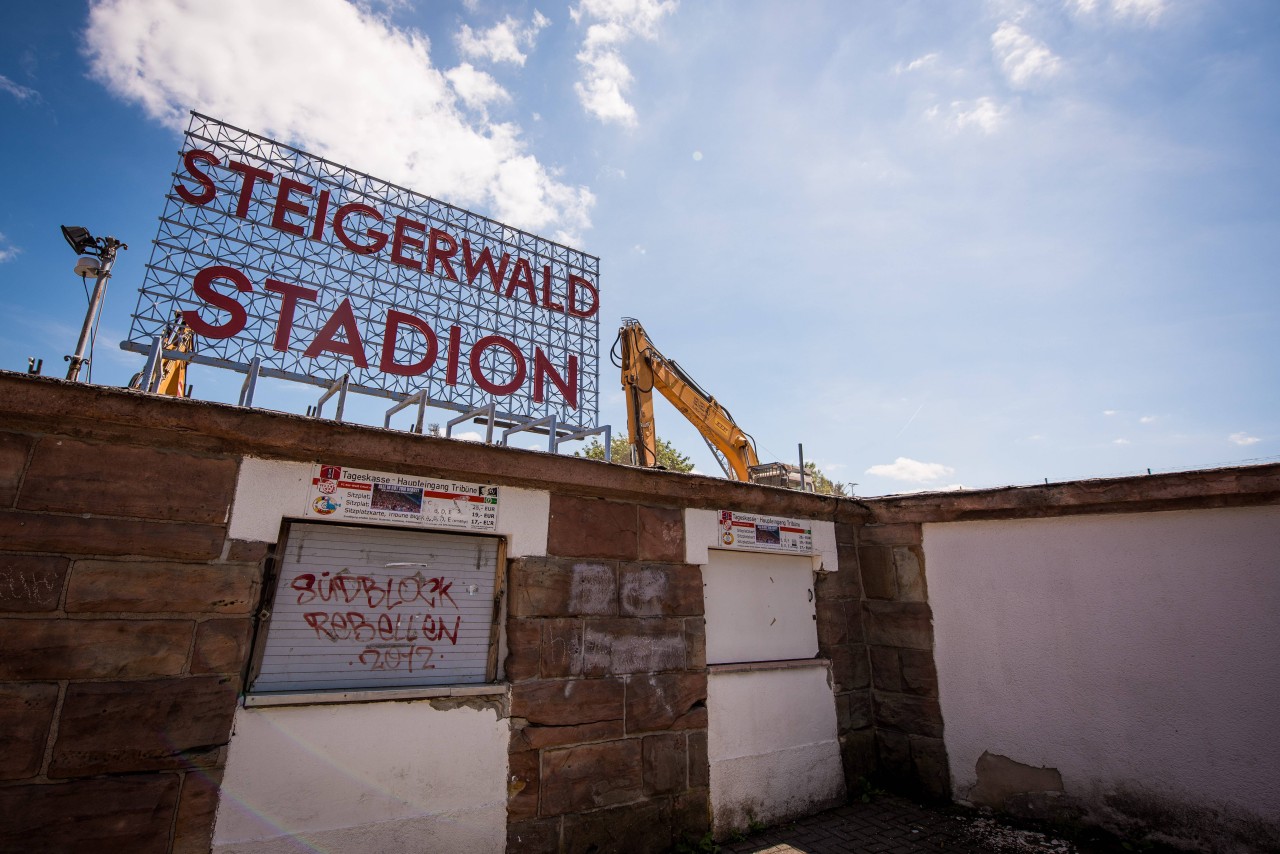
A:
[
  {"left": 456, "top": 11, "right": 550, "bottom": 66},
  {"left": 570, "top": 0, "right": 677, "bottom": 127},
  {"left": 0, "top": 74, "right": 38, "bottom": 101},
  {"left": 0, "top": 233, "right": 18, "bottom": 263},
  {"left": 83, "top": 0, "right": 593, "bottom": 243},
  {"left": 1113, "top": 438, "right": 1130, "bottom": 445},
  {"left": 1139, "top": 415, "right": 1157, "bottom": 424},
  {"left": 1103, "top": 409, "right": 1117, "bottom": 416},
  {"left": 865, "top": 457, "right": 956, "bottom": 483},
  {"left": 930, "top": 97, "right": 1007, "bottom": 134},
  {"left": 1068, "top": 0, "right": 1167, "bottom": 25},
  {"left": 1229, "top": 432, "right": 1260, "bottom": 447},
  {"left": 453, "top": 430, "right": 484, "bottom": 442},
  {"left": 445, "top": 63, "right": 511, "bottom": 112},
  {"left": 894, "top": 52, "right": 939, "bottom": 74},
  {"left": 991, "top": 22, "right": 1061, "bottom": 89}
]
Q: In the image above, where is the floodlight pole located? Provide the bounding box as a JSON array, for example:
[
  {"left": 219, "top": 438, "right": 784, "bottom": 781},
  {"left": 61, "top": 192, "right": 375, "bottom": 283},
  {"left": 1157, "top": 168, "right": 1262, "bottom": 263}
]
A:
[{"left": 65, "top": 238, "right": 123, "bottom": 382}]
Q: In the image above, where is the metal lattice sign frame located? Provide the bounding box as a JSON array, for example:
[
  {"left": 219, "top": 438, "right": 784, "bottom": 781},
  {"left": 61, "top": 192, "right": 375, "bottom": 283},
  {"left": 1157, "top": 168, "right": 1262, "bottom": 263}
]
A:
[{"left": 124, "top": 113, "right": 600, "bottom": 429}]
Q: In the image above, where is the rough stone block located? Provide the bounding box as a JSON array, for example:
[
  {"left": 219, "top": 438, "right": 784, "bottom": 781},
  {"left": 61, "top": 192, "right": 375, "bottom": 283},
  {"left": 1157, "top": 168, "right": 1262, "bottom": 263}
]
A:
[
  {"left": 872, "top": 690, "right": 944, "bottom": 738},
  {"left": 870, "top": 646, "right": 902, "bottom": 692},
  {"left": 510, "top": 677, "right": 625, "bottom": 727},
  {"left": 844, "top": 598, "right": 866, "bottom": 645},
  {"left": 683, "top": 617, "right": 706, "bottom": 670},
  {"left": 893, "top": 546, "right": 927, "bottom": 602},
  {"left": 541, "top": 739, "right": 643, "bottom": 814},
  {"left": 859, "top": 523, "right": 923, "bottom": 547},
  {"left": 51, "top": 676, "right": 238, "bottom": 777},
  {"left": 0, "top": 510, "right": 225, "bottom": 560},
  {"left": 503, "top": 618, "right": 542, "bottom": 682},
  {"left": 626, "top": 672, "right": 707, "bottom": 733},
  {"left": 618, "top": 563, "right": 702, "bottom": 617},
  {"left": 875, "top": 728, "right": 913, "bottom": 782},
  {"left": 66, "top": 560, "right": 258, "bottom": 614},
  {"left": 562, "top": 797, "right": 672, "bottom": 852},
  {"left": 548, "top": 494, "right": 638, "bottom": 560},
  {"left": 829, "top": 644, "right": 870, "bottom": 692},
  {"left": 21, "top": 438, "right": 236, "bottom": 523},
  {"left": 863, "top": 600, "right": 934, "bottom": 650},
  {"left": 637, "top": 505, "right": 685, "bottom": 563},
  {"left": 675, "top": 788, "right": 713, "bottom": 838},
  {"left": 507, "top": 749, "right": 540, "bottom": 822},
  {"left": 821, "top": 543, "right": 864, "bottom": 597},
  {"left": 0, "top": 554, "right": 68, "bottom": 612},
  {"left": 687, "top": 731, "right": 709, "bottom": 789},
  {"left": 511, "top": 719, "right": 626, "bottom": 752},
  {"left": 899, "top": 648, "right": 939, "bottom": 696},
  {"left": 0, "top": 682, "right": 59, "bottom": 779},
  {"left": 0, "top": 774, "right": 180, "bottom": 854},
  {"left": 841, "top": 729, "right": 877, "bottom": 782},
  {"left": 909, "top": 735, "right": 951, "bottom": 802},
  {"left": 816, "top": 599, "right": 850, "bottom": 649},
  {"left": 225, "top": 539, "right": 269, "bottom": 563},
  {"left": 858, "top": 546, "right": 896, "bottom": 600},
  {"left": 0, "top": 618, "right": 192, "bottom": 680},
  {"left": 192, "top": 618, "right": 253, "bottom": 674},
  {"left": 172, "top": 769, "right": 223, "bottom": 854},
  {"left": 540, "top": 618, "right": 583, "bottom": 678},
  {"left": 509, "top": 557, "right": 617, "bottom": 617},
  {"left": 834, "top": 521, "right": 860, "bottom": 546},
  {"left": 846, "top": 689, "right": 873, "bottom": 731},
  {"left": 0, "top": 432, "right": 32, "bottom": 508},
  {"left": 643, "top": 732, "right": 688, "bottom": 795},
  {"left": 508, "top": 817, "right": 560, "bottom": 853},
  {"left": 583, "top": 618, "right": 688, "bottom": 675}
]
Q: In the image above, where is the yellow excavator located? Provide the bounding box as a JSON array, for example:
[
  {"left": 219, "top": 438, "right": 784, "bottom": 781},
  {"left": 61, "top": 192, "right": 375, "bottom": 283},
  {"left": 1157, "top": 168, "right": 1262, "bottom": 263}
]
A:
[
  {"left": 614, "top": 318, "right": 807, "bottom": 488},
  {"left": 130, "top": 310, "right": 196, "bottom": 397}
]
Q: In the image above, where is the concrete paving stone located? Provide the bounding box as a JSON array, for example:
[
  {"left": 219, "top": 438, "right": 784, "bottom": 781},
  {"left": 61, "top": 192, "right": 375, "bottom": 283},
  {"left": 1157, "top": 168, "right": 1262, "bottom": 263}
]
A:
[{"left": 716, "top": 795, "right": 1016, "bottom": 854}]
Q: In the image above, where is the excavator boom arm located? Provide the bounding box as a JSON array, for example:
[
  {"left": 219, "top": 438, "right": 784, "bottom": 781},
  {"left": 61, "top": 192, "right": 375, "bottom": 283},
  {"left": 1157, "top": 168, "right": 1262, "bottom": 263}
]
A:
[{"left": 617, "top": 319, "right": 760, "bottom": 480}]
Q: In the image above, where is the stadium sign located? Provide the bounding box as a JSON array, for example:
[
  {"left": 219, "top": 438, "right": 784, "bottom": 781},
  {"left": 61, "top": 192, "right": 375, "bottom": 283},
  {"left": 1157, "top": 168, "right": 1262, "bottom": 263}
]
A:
[{"left": 124, "top": 113, "right": 600, "bottom": 429}]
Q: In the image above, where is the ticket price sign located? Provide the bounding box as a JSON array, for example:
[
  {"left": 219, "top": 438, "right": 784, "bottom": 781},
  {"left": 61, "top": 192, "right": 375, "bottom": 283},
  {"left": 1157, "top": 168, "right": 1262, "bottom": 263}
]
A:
[
  {"left": 305, "top": 464, "right": 498, "bottom": 532},
  {"left": 717, "top": 510, "right": 814, "bottom": 554}
]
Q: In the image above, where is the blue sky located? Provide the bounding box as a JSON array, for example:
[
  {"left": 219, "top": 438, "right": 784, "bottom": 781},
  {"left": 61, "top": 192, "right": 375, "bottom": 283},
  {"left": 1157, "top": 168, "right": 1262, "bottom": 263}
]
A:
[{"left": 1, "top": 0, "right": 1276, "bottom": 495}]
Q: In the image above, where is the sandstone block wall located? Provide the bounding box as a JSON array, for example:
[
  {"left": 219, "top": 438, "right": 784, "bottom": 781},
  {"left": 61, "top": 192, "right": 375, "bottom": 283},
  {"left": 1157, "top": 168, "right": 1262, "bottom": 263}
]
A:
[
  {"left": 505, "top": 495, "right": 710, "bottom": 853},
  {"left": 0, "top": 430, "right": 262, "bottom": 853}
]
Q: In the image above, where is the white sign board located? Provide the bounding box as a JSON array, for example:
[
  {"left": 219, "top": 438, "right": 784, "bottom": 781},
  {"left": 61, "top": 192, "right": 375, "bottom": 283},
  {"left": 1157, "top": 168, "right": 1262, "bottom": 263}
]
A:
[
  {"left": 305, "top": 464, "right": 498, "bottom": 532},
  {"left": 716, "top": 510, "right": 815, "bottom": 555}
]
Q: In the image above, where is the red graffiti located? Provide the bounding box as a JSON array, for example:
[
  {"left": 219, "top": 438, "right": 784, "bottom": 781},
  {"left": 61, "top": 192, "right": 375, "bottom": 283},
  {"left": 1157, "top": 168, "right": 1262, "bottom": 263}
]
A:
[
  {"left": 302, "top": 611, "right": 460, "bottom": 645},
  {"left": 358, "top": 644, "right": 435, "bottom": 672},
  {"left": 291, "top": 572, "right": 458, "bottom": 611}
]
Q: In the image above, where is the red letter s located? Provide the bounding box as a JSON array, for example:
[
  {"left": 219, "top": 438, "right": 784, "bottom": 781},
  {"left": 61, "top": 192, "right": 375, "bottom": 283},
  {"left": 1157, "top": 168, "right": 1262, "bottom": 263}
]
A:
[
  {"left": 183, "top": 265, "right": 253, "bottom": 338},
  {"left": 175, "top": 150, "right": 220, "bottom": 206}
]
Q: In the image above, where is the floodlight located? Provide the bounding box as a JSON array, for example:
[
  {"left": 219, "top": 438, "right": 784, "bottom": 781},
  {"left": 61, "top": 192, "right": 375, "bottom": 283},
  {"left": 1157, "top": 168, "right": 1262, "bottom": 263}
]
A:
[
  {"left": 61, "top": 224, "right": 126, "bottom": 382},
  {"left": 61, "top": 225, "right": 98, "bottom": 255}
]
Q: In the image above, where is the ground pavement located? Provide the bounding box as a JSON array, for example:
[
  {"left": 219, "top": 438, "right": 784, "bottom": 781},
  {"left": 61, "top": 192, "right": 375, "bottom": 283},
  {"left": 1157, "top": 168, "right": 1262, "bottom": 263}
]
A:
[{"left": 715, "top": 794, "right": 1080, "bottom": 854}]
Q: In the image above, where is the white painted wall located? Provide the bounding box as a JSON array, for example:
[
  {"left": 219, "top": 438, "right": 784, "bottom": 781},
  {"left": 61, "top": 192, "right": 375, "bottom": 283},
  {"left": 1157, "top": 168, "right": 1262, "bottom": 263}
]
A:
[
  {"left": 707, "top": 666, "right": 845, "bottom": 833},
  {"left": 702, "top": 549, "right": 818, "bottom": 664},
  {"left": 925, "top": 505, "right": 1280, "bottom": 820},
  {"left": 213, "top": 701, "right": 509, "bottom": 853}
]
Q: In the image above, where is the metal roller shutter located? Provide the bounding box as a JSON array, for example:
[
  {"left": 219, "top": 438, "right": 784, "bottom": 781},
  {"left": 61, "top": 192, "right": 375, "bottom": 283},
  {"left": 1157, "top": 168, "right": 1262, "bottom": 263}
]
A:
[{"left": 251, "top": 522, "right": 501, "bottom": 693}]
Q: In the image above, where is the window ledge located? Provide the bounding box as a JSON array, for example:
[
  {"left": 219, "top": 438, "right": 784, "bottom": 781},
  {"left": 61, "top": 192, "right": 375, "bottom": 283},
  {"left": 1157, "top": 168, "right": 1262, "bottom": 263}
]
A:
[
  {"left": 708, "top": 658, "right": 830, "bottom": 675},
  {"left": 244, "top": 683, "right": 507, "bottom": 708}
]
